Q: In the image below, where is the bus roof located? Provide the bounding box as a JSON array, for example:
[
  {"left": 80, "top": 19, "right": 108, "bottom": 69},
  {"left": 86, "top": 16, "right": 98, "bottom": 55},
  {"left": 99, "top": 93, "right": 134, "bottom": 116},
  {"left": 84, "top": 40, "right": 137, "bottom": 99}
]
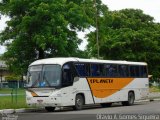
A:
[{"left": 29, "top": 57, "right": 147, "bottom": 66}]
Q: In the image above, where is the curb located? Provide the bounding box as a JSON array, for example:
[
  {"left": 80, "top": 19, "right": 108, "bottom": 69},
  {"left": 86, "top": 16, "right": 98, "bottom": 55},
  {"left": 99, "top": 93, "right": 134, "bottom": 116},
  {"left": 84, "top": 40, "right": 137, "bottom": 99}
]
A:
[
  {"left": 15, "top": 108, "right": 30, "bottom": 113},
  {"left": 0, "top": 108, "right": 43, "bottom": 114},
  {"left": 135, "top": 99, "right": 150, "bottom": 103},
  {"left": 0, "top": 109, "right": 15, "bottom": 114},
  {"left": 135, "top": 98, "right": 160, "bottom": 103},
  {"left": 149, "top": 98, "right": 160, "bottom": 101}
]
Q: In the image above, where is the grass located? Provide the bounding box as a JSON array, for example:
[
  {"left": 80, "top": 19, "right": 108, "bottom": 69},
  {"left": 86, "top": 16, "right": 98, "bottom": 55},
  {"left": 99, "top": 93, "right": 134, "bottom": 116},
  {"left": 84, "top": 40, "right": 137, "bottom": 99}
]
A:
[
  {"left": 0, "top": 88, "right": 29, "bottom": 109},
  {"left": 0, "top": 88, "right": 25, "bottom": 94},
  {"left": 149, "top": 86, "right": 160, "bottom": 92}
]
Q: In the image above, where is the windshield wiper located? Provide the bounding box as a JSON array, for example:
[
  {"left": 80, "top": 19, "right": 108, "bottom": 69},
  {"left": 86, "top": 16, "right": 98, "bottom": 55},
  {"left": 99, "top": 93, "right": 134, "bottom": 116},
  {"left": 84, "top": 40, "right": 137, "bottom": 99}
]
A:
[
  {"left": 32, "top": 72, "right": 40, "bottom": 87},
  {"left": 43, "top": 72, "right": 51, "bottom": 87}
]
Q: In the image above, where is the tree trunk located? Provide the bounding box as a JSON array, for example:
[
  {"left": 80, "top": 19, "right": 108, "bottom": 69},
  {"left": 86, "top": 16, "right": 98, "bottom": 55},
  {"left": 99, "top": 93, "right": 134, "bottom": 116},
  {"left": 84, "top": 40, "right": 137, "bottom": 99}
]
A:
[{"left": 38, "top": 48, "right": 45, "bottom": 59}]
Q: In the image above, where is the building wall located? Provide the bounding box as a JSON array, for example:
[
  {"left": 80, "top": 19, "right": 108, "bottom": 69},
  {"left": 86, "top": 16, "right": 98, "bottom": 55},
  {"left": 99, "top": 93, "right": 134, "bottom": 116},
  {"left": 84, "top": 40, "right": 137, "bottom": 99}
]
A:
[{"left": 0, "top": 60, "right": 9, "bottom": 81}]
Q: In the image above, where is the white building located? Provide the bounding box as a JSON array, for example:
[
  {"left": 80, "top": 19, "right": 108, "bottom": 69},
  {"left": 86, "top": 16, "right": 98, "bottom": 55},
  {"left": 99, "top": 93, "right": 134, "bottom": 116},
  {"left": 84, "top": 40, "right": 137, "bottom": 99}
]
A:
[{"left": 0, "top": 60, "right": 7, "bottom": 81}]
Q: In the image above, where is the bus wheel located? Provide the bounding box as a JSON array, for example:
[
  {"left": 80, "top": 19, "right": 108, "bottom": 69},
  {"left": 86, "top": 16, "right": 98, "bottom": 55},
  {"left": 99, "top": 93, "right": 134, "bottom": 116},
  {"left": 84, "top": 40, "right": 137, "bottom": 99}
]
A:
[
  {"left": 73, "top": 94, "right": 84, "bottom": 110},
  {"left": 45, "top": 107, "right": 55, "bottom": 112},
  {"left": 122, "top": 92, "right": 135, "bottom": 106},
  {"left": 101, "top": 103, "right": 112, "bottom": 108}
]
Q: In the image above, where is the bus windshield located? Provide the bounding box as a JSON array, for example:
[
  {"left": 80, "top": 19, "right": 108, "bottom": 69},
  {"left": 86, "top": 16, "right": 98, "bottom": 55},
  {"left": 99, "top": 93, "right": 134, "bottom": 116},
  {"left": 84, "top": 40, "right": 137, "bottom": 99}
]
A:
[{"left": 27, "top": 65, "right": 61, "bottom": 88}]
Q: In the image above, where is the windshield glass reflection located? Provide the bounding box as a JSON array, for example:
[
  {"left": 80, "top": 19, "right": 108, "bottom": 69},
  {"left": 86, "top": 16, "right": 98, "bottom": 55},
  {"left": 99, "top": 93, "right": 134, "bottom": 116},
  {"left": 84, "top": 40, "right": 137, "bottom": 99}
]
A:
[{"left": 27, "top": 65, "right": 61, "bottom": 87}]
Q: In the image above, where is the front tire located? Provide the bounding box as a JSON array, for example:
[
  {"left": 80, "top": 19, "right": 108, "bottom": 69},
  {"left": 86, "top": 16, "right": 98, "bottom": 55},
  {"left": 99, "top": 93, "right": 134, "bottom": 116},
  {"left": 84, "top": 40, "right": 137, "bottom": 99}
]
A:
[
  {"left": 122, "top": 92, "right": 135, "bottom": 106},
  {"left": 73, "top": 94, "right": 84, "bottom": 110},
  {"left": 45, "top": 107, "right": 55, "bottom": 112}
]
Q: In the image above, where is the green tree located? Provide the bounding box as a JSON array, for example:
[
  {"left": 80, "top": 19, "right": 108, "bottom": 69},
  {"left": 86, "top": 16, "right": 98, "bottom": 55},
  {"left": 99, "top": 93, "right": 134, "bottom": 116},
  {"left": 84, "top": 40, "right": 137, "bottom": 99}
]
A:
[
  {"left": 87, "top": 9, "right": 160, "bottom": 77},
  {"left": 0, "top": 0, "right": 97, "bottom": 74}
]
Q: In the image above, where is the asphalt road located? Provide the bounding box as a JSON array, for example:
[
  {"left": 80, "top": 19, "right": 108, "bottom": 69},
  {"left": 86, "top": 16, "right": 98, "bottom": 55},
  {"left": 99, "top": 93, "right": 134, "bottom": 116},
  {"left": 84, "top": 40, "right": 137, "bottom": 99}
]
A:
[{"left": 5, "top": 101, "right": 160, "bottom": 120}]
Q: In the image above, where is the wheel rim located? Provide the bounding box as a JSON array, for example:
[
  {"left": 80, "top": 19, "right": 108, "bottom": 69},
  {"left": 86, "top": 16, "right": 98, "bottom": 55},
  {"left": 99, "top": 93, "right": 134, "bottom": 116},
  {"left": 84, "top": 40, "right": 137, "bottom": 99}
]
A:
[
  {"left": 76, "top": 98, "right": 82, "bottom": 107},
  {"left": 129, "top": 93, "right": 134, "bottom": 104}
]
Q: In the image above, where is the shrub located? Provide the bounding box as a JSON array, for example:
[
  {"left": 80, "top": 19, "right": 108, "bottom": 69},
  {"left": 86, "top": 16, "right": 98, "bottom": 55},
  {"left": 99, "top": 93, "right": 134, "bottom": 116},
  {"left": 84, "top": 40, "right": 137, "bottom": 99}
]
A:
[{"left": 5, "top": 75, "right": 21, "bottom": 81}]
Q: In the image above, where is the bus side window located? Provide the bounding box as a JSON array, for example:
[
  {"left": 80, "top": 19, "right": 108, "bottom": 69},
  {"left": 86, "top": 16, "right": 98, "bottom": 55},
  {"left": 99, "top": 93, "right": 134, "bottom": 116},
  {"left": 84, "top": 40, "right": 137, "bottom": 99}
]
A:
[
  {"left": 135, "top": 66, "right": 140, "bottom": 77},
  {"left": 99, "top": 64, "right": 105, "bottom": 76},
  {"left": 75, "top": 64, "right": 85, "bottom": 76},
  {"left": 105, "top": 64, "right": 118, "bottom": 77},
  {"left": 143, "top": 66, "right": 147, "bottom": 77},
  {"left": 108, "top": 65, "right": 114, "bottom": 77},
  {"left": 118, "top": 65, "right": 128, "bottom": 77},
  {"left": 90, "top": 64, "right": 104, "bottom": 77},
  {"left": 62, "top": 63, "right": 73, "bottom": 87},
  {"left": 140, "top": 66, "right": 147, "bottom": 77},
  {"left": 91, "top": 64, "right": 98, "bottom": 76},
  {"left": 130, "top": 66, "right": 136, "bottom": 77},
  {"left": 75, "top": 63, "right": 90, "bottom": 77},
  {"left": 105, "top": 64, "right": 110, "bottom": 77}
]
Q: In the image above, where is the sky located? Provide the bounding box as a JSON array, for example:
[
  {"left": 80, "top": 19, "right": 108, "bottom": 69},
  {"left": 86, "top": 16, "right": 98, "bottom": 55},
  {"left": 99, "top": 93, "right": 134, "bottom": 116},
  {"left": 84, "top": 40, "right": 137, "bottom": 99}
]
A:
[
  {"left": 1, "top": 0, "right": 160, "bottom": 54},
  {"left": 102, "top": 0, "right": 160, "bottom": 22},
  {"left": 0, "top": 16, "right": 9, "bottom": 54}
]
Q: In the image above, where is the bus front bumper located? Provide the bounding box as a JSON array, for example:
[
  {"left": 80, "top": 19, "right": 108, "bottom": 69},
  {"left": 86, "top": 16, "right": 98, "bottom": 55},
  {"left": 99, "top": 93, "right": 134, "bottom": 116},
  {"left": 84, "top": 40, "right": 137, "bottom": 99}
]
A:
[{"left": 26, "top": 96, "right": 62, "bottom": 107}]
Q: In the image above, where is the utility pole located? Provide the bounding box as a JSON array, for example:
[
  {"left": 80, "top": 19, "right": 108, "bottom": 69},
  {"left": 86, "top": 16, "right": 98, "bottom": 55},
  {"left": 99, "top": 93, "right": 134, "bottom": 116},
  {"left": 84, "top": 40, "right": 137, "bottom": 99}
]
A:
[{"left": 94, "top": 0, "right": 99, "bottom": 59}]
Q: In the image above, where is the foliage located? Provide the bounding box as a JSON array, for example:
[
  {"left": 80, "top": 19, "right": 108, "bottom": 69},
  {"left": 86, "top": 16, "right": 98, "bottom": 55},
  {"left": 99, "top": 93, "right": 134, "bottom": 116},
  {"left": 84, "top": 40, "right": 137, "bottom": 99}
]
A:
[
  {"left": 5, "top": 74, "right": 21, "bottom": 81},
  {"left": 150, "top": 86, "right": 160, "bottom": 93},
  {"left": 1, "top": 1, "right": 160, "bottom": 78},
  {"left": 87, "top": 9, "right": 160, "bottom": 77},
  {"left": 0, "top": 0, "right": 97, "bottom": 74}
]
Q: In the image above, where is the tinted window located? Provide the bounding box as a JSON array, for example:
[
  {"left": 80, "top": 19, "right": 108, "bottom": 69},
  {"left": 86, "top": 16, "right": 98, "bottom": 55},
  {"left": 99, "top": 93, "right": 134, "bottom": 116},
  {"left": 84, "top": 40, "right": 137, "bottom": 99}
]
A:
[
  {"left": 118, "top": 65, "right": 129, "bottom": 77},
  {"left": 130, "top": 66, "right": 136, "bottom": 77},
  {"left": 99, "top": 64, "right": 105, "bottom": 76},
  {"left": 105, "top": 64, "right": 118, "bottom": 77},
  {"left": 140, "top": 66, "right": 147, "bottom": 77},
  {"left": 130, "top": 65, "right": 141, "bottom": 77},
  {"left": 75, "top": 63, "right": 148, "bottom": 78},
  {"left": 91, "top": 64, "right": 98, "bottom": 76},
  {"left": 135, "top": 66, "right": 140, "bottom": 77},
  {"left": 75, "top": 63, "right": 90, "bottom": 77},
  {"left": 90, "top": 64, "right": 104, "bottom": 77}
]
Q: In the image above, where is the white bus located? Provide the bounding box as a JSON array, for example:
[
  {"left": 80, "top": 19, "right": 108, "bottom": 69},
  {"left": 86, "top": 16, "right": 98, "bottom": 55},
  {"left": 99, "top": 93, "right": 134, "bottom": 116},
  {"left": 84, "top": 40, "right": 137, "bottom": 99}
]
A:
[{"left": 26, "top": 57, "right": 149, "bottom": 111}]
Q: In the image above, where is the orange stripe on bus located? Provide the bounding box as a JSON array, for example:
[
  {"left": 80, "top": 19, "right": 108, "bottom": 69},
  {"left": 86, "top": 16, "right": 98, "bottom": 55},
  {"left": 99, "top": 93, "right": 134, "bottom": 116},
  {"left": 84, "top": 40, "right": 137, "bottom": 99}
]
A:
[
  {"left": 87, "top": 78, "right": 134, "bottom": 98},
  {"left": 27, "top": 90, "right": 39, "bottom": 97},
  {"left": 31, "top": 91, "right": 38, "bottom": 97}
]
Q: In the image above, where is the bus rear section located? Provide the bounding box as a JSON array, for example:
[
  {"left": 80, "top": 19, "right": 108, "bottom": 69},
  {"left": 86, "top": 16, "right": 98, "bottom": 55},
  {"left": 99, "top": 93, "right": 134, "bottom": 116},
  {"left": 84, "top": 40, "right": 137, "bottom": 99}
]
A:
[{"left": 25, "top": 58, "right": 149, "bottom": 111}]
